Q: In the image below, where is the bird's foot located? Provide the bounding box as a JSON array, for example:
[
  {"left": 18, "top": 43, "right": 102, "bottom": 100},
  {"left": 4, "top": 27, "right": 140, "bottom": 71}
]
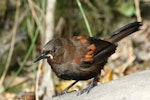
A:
[
  {"left": 52, "top": 90, "right": 67, "bottom": 97},
  {"left": 77, "top": 81, "right": 97, "bottom": 96},
  {"left": 52, "top": 90, "right": 77, "bottom": 97}
]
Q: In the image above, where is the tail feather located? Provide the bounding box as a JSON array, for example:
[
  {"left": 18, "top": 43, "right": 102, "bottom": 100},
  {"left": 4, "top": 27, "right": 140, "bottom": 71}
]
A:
[{"left": 106, "top": 22, "right": 142, "bottom": 43}]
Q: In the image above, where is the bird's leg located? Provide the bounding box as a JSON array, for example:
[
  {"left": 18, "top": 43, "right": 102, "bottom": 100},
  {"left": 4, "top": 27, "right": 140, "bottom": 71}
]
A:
[
  {"left": 61, "top": 80, "right": 79, "bottom": 95},
  {"left": 53, "top": 80, "right": 79, "bottom": 97},
  {"left": 77, "top": 76, "right": 98, "bottom": 95}
]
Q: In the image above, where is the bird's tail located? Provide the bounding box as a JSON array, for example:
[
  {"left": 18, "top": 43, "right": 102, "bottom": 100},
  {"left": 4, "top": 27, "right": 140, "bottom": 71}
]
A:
[{"left": 105, "top": 22, "right": 142, "bottom": 43}]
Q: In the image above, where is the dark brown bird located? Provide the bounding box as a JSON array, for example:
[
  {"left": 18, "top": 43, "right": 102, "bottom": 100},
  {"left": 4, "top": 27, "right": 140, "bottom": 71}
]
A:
[{"left": 34, "top": 22, "right": 142, "bottom": 95}]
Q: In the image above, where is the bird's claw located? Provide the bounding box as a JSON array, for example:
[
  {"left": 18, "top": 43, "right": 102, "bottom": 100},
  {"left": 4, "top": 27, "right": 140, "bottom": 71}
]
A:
[
  {"left": 77, "top": 86, "right": 92, "bottom": 95},
  {"left": 77, "top": 80, "right": 97, "bottom": 96},
  {"left": 52, "top": 90, "right": 77, "bottom": 97}
]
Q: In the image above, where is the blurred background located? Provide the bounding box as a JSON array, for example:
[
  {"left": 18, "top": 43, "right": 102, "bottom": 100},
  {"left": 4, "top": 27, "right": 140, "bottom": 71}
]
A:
[{"left": 0, "top": 0, "right": 150, "bottom": 100}]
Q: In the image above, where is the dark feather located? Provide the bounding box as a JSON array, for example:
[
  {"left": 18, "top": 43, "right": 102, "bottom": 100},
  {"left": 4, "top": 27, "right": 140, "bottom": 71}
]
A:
[{"left": 107, "top": 22, "right": 142, "bottom": 43}]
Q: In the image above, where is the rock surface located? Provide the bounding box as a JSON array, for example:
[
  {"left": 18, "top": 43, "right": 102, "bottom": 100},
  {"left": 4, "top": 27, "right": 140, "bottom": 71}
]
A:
[{"left": 50, "top": 69, "right": 150, "bottom": 100}]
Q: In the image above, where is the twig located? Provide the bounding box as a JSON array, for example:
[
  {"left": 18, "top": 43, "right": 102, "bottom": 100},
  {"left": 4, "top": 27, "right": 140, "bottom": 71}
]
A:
[
  {"left": 0, "top": 9, "right": 29, "bottom": 57},
  {"left": 84, "top": 0, "right": 98, "bottom": 13},
  {"left": 28, "top": 0, "right": 44, "bottom": 35},
  {"left": 0, "top": 31, "right": 26, "bottom": 57},
  {"left": 54, "top": 17, "right": 66, "bottom": 37},
  {"left": 2, "top": 9, "right": 42, "bottom": 94},
  {"left": 0, "top": 0, "right": 20, "bottom": 86},
  {"left": 18, "top": 9, "right": 29, "bottom": 26},
  {"left": 30, "top": 1, "right": 45, "bottom": 19},
  {"left": 134, "top": 0, "right": 142, "bottom": 22},
  {"left": 119, "top": 56, "right": 136, "bottom": 76},
  {"left": 35, "top": 60, "right": 43, "bottom": 100}
]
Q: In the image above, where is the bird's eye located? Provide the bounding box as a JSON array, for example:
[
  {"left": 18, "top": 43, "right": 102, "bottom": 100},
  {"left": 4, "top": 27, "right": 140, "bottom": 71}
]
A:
[{"left": 50, "top": 49, "right": 56, "bottom": 54}]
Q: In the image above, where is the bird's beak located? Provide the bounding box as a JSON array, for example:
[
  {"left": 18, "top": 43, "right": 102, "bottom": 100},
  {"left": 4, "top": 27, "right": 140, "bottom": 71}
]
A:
[{"left": 33, "top": 52, "right": 49, "bottom": 63}]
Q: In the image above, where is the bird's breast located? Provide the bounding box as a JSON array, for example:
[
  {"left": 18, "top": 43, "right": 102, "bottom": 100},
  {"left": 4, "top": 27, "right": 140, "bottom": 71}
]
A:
[{"left": 50, "top": 62, "right": 101, "bottom": 80}]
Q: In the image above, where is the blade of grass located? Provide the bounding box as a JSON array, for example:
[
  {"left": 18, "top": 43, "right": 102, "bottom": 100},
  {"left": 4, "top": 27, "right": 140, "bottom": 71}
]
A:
[
  {"left": 1, "top": 5, "right": 44, "bottom": 93},
  {"left": 27, "top": 17, "right": 37, "bottom": 79},
  {"left": 76, "top": 0, "right": 104, "bottom": 84},
  {"left": 2, "top": 22, "right": 41, "bottom": 93},
  {"left": 4, "top": 0, "right": 46, "bottom": 92},
  {"left": 76, "top": 0, "right": 93, "bottom": 37},
  {"left": 0, "top": 0, "right": 46, "bottom": 95}
]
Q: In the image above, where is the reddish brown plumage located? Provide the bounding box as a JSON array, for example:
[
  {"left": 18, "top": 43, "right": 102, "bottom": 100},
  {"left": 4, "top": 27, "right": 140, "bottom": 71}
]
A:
[{"left": 34, "top": 22, "right": 142, "bottom": 96}]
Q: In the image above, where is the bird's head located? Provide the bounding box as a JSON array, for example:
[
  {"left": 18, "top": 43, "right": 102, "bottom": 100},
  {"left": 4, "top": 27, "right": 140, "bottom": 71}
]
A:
[{"left": 34, "top": 38, "right": 65, "bottom": 63}]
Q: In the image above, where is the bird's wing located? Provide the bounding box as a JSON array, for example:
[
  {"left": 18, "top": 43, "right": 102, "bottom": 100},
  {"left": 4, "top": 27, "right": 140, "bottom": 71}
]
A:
[
  {"left": 71, "top": 36, "right": 116, "bottom": 67},
  {"left": 89, "top": 37, "right": 117, "bottom": 65}
]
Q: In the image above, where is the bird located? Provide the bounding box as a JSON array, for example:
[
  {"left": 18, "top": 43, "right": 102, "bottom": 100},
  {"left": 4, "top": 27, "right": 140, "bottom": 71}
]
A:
[{"left": 34, "top": 22, "right": 142, "bottom": 96}]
